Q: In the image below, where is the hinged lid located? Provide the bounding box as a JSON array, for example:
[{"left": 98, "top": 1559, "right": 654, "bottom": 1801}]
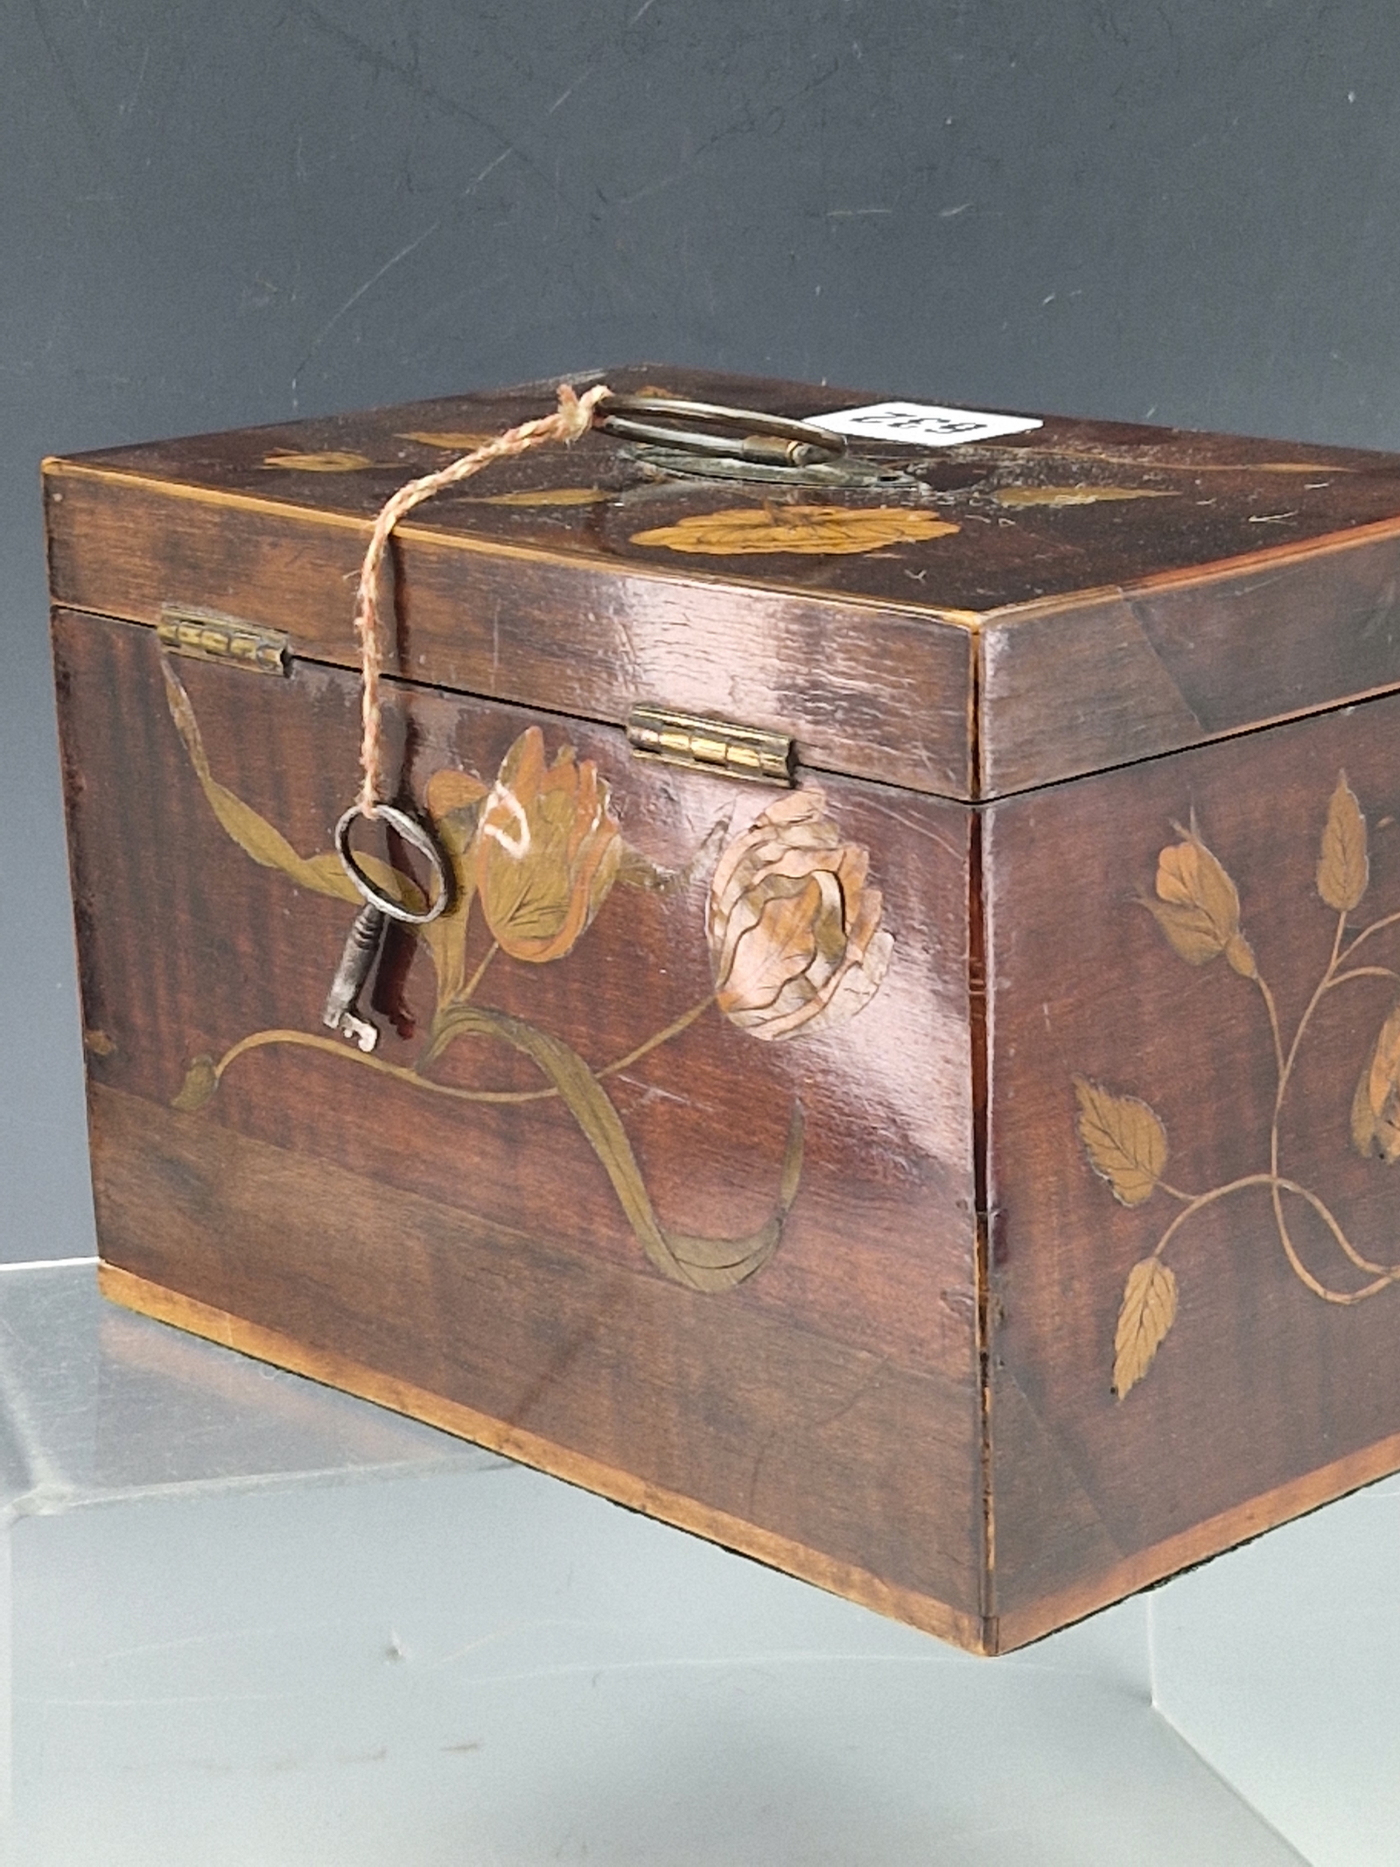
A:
[{"left": 43, "top": 366, "right": 1400, "bottom": 800}]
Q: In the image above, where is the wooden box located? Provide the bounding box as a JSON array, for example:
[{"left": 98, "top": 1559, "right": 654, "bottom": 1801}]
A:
[{"left": 45, "top": 367, "right": 1400, "bottom": 1653}]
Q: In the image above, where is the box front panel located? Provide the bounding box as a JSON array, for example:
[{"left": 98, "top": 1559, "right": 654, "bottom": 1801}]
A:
[
  {"left": 56, "top": 611, "right": 983, "bottom": 1638},
  {"left": 986, "top": 693, "right": 1400, "bottom": 1642}
]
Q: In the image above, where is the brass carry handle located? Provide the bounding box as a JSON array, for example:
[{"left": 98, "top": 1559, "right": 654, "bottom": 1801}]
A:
[{"left": 596, "top": 394, "right": 848, "bottom": 469}]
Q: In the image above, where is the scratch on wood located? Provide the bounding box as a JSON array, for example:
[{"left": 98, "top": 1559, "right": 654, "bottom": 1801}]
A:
[{"left": 860, "top": 799, "right": 963, "bottom": 864}]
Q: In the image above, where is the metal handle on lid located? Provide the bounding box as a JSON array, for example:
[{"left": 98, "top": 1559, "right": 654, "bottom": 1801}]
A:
[{"left": 596, "top": 394, "right": 847, "bottom": 469}]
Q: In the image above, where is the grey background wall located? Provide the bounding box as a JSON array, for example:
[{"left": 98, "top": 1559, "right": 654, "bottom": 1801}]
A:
[{"left": 5, "top": 0, "right": 1400, "bottom": 1258}]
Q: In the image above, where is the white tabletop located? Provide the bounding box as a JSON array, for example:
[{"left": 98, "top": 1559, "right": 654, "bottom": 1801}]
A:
[{"left": 5, "top": 1256, "right": 1393, "bottom": 1864}]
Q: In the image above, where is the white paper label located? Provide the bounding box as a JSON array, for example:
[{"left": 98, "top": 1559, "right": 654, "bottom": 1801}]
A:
[{"left": 808, "top": 400, "right": 1043, "bottom": 448}]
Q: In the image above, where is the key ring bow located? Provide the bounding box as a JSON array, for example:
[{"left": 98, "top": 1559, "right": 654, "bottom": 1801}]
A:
[
  {"left": 334, "top": 802, "right": 452, "bottom": 924},
  {"left": 322, "top": 803, "right": 451, "bottom": 1053}
]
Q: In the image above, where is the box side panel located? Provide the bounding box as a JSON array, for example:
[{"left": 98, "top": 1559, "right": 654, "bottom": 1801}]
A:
[
  {"left": 54, "top": 611, "right": 985, "bottom": 1639},
  {"left": 984, "top": 693, "right": 1400, "bottom": 1646},
  {"left": 44, "top": 468, "right": 977, "bottom": 798},
  {"left": 980, "top": 523, "right": 1400, "bottom": 796}
]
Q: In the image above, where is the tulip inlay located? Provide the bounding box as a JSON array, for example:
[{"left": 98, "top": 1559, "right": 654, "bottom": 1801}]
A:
[{"left": 162, "top": 661, "right": 892, "bottom": 1293}]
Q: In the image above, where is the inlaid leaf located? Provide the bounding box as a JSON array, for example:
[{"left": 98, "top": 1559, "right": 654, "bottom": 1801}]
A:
[
  {"left": 1352, "top": 1002, "right": 1400, "bottom": 1163},
  {"left": 1113, "top": 1257, "right": 1179, "bottom": 1398},
  {"left": 666, "top": 1105, "right": 805, "bottom": 1290},
  {"left": 1194, "top": 460, "right": 1353, "bottom": 474},
  {"left": 629, "top": 505, "right": 960, "bottom": 556},
  {"left": 1145, "top": 826, "right": 1255, "bottom": 977},
  {"left": 993, "top": 485, "right": 1176, "bottom": 507},
  {"left": 425, "top": 770, "right": 490, "bottom": 819},
  {"left": 1190, "top": 460, "right": 1355, "bottom": 474},
  {"left": 396, "top": 430, "right": 498, "bottom": 451},
  {"left": 423, "top": 1002, "right": 801, "bottom": 1291},
  {"left": 477, "top": 486, "right": 612, "bottom": 507},
  {"left": 261, "top": 449, "right": 374, "bottom": 471},
  {"left": 1074, "top": 1078, "right": 1167, "bottom": 1206},
  {"left": 172, "top": 1055, "right": 218, "bottom": 1112},
  {"left": 163, "top": 659, "right": 423, "bottom": 914},
  {"left": 1352, "top": 1066, "right": 1379, "bottom": 1158},
  {"left": 162, "top": 660, "right": 358, "bottom": 900},
  {"left": 1317, "top": 772, "right": 1368, "bottom": 913}
]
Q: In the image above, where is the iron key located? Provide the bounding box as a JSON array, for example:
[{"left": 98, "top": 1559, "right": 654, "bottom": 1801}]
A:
[{"left": 322, "top": 902, "right": 386, "bottom": 1052}]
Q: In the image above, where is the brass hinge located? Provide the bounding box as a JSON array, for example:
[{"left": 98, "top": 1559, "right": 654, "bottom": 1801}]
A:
[
  {"left": 157, "top": 604, "right": 291, "bottom": 675},
  {"left": 626, "top": 705, "right": 794, "bottom": 785}
]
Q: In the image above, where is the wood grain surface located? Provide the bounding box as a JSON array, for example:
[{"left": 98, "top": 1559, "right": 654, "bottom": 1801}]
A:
[
  {"left": 48, "top": 365, "right": 1400, "bottom": 1649},
  {"left": 56, "top": 609, "right": 986, "bottom": 1638},
  {"left": 43, "top": 466, "right": 978, "bottom": 798},
  {"left": 978, "top": 524, "right": 1400, "bottom": 794},
  {"left": 54, "top": 605, "right": 1400, "bottom": 1648},
  {"left": 44, "top": 365, "right": 1400, "bottom": 799},
  {"left": 984, "top": 690, "right": 1400, "bottom": 1627},
  {"left": 93, "top": 1109, "right": 985, "bottom": 1651}
]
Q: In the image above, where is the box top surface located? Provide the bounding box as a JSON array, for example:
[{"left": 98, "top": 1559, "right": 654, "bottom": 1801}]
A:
[{"left": 44, "top": 365, "right": 1400, "bottom": 800}]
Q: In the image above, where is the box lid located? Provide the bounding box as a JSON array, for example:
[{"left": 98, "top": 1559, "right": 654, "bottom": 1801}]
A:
[{"left": 43, "top": 365, "right": 1400, "bottom": 800}]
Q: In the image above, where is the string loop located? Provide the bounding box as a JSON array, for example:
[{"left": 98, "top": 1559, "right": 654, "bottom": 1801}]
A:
[{"left": 352, "top": 380, "right": 612, "bottom": 816}]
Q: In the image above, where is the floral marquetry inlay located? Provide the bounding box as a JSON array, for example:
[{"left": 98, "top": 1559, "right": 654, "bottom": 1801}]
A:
[
  {"left": 1075, "top": 777, "right": 1400, "bottom": 1399},
  {"left": 162, "top": 660, "right": 893, "bottom": 1294},
  {"left": 629, "top": 504, "right": 960, "bottom": 555}
]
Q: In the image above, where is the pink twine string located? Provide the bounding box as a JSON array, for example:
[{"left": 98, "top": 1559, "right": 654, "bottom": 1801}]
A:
[{"left": 352, "top": 380, "right": 613, "bottom": 816}]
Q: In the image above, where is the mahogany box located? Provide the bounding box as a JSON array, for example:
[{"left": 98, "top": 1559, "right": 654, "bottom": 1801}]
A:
[{"left": 44, "top": 367, "right": 1400, "bottom": 1653}]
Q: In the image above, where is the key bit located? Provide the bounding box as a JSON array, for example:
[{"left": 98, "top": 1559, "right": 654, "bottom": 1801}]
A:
[{"left": 322, "top": 902, "right": 386, "bottom": 1053}]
